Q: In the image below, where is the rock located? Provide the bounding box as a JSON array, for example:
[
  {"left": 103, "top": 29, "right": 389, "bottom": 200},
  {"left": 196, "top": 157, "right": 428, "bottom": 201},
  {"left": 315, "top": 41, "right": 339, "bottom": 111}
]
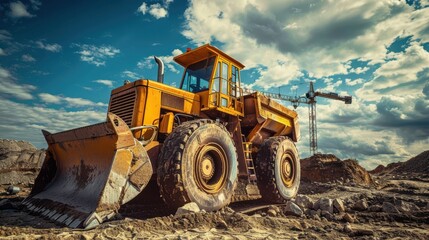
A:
[
  {"left": 343, "top": 223, "right": 353, "bottom": 233},
  {"left": 343, "top": 213, "right": 355, "bottom": 223},
  {"left": 6, "top": 185, "right": 20, "bottom": 195},
  {"left": 382, "top": 202, "right": 399, "bottom": 214},
  {"left": 223, "top": 207, "right": 235, "bottom": 214},
  {"left": 354, "top": 229, "right": 374, "bottom": 236},
  {"left": 353, "top": 199, "right": 368, "bottom": 211},
  {"left": 267, "top": 209, "right": 277, "bottom": 217},
  {"left": 369, "top": 205, "right": 382, "bottom": 212},
  {"left": 216, "top": 219, "right": 228, "bottom": 229},
  {"left": 300, "top": 221, "right": 309, "bottom": 229},
  {"left": 321, "top": 210, "right": 333, "bottom": 221},
  {"left": 284, "top": 201, "right": 304, "bottom": 216},
  {"left": 175, "top": 202, "right": 200, "bottom": 216},
  {"left": 269, "top": 205, "right": 281, "bottom": 214},
  {"left": 315, "top": 198, "right": 333, "bottom": 214},
  {"left": 333, "top": 199, "right": 345, "bottom": 213},
  {"left": 394, "top": 199, "right": 420, "bottom": 213},
  {"left": 81, "top": 233, "right": 95, "bottom": 240},
  {"left": 295, "top": 195, "right": 314, "bottom": 209}
]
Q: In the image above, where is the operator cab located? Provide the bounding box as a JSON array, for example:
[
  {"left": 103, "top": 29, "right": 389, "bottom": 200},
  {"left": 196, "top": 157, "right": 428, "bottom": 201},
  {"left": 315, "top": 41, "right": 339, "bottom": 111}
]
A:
[{"left": 174, "top": 44, "right": 245, "bottom": 117}]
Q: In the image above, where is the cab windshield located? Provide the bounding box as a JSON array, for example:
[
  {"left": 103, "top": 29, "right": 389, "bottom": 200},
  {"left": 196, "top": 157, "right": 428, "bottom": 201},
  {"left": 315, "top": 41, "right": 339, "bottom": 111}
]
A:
[{"left": 181, "top": 57, "right": 216, "bottom": 93}]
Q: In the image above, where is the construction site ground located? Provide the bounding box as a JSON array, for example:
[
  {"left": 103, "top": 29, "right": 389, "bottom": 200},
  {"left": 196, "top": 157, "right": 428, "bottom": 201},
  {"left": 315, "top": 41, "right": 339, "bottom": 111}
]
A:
[{"left": 0, "top": 140, "right": 428, "bottom": 239}]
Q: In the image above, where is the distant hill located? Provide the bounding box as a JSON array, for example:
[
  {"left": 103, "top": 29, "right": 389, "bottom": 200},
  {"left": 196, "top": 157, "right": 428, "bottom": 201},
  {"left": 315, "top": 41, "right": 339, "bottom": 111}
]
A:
[{"left": 369, "top": 151, "right": 429, "bottom": 176}]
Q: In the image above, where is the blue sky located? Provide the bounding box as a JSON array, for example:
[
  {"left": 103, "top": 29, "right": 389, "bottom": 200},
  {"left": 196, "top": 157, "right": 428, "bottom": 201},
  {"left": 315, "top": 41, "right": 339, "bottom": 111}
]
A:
[{"left": 0, "top": 0, "right": 428, "bottom": 169}]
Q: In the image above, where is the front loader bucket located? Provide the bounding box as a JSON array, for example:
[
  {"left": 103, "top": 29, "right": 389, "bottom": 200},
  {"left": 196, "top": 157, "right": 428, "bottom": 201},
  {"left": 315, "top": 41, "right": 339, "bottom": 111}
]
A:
[{"left": 22, "top": 113, "right": 153, "bottom": 229}]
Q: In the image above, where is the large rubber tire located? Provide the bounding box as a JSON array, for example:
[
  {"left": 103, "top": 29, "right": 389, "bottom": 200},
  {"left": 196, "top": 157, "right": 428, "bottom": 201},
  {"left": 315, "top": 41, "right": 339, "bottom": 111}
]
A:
[
  {"left": 255, "top": 136, "right": 300, "bottom": 203},
  {"left": 157, "top": 119, "right": 238, "bottom": 211}
]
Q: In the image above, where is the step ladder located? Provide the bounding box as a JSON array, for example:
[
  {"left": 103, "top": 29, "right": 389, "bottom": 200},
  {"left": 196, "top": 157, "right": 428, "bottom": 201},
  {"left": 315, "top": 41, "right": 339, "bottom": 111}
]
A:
[{"left": 242, "top": 135, "right": 257, "bottom": 183}]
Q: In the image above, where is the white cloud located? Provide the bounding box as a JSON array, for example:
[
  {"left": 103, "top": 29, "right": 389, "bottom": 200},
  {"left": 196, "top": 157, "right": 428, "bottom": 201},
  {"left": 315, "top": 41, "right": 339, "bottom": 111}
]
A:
[
  {"left": 137, "top": 58, "right": 154, "bottom": 69},
  {"left": 138, "top": 2, "right": 148, "bottom": 14},
  {"left": 122, "top": 70, "right": 141, "bottom": 79},
  {"left": 349, "top": 66, "right": 369, "bottom": 74},
  {"left": 9, "top": 1, "right": 34, "bottom": 18},
  {"left": 38, "top": 93, "right": 61, "bottom": 103},
  {"left": 138, "top": 49, "right": 183, "bottom": 74},
  {"left": 345, "top": 78, "right": 364, "bottom": 86},
  {"left": 319, "top": 79, "right": 342, "bottom": 92},
  {"left": 182, "top": 0, "right": 429, "bottom": 82},
  {"left": 0, "top": 66, "right": 36, "bottom": 100},
  {"left": 356, "top": 42, "right": 429, "bottom": 101},
  {"left": 0, "top": 97, "right": 105, "bottom": 148},
  {"left": 0, "top": 48, "right": 6, "bottom": 56},
  {"left": 38, "top": 93, "right": 107, "bottom": 107},
  {"left": 148, "top": 3, "right": 167, "bottom": 19},
  {"left": 74, "top": 44, "right": 120, "bottom": 66},
  {"left": 137, "top": 0, "right": 173, "bottom": 19},
  {"left": 36, "top": 41, "right": 62, "bottom": 52},
  {"left": 93, "top": 79, "right": 115, "bottom": 88},
  {"left": 22, "top": 54, "right": 36, "bottom": 62}
]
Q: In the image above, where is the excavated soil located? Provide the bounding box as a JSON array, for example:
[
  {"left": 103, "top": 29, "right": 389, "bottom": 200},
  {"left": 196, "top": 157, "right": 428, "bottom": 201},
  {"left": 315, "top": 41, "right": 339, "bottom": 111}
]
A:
[{"left": 0, "top": 140, "right": 428, "bottom": 239}]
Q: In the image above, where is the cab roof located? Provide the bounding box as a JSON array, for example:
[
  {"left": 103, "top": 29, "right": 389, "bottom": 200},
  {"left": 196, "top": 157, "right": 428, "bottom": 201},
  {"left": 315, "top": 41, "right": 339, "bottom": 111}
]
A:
[{"left": 174, "top": 44, "right": 245, "bottom": 69}]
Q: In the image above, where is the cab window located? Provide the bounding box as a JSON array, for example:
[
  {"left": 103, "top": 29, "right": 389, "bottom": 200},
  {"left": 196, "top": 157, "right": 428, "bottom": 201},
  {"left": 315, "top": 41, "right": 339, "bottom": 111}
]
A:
[{"left": 181, "top": 57, "right": 215, "bottom": 93}]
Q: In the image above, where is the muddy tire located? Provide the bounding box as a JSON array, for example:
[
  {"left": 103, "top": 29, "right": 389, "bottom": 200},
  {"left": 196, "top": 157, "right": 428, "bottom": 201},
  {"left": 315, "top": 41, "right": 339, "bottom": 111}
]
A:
[
  {"left": 255, "top": 136, "right": 300, "bottom": 203},
  {"left": 157, "top": 119, "right": 238, "bottom": 210}
]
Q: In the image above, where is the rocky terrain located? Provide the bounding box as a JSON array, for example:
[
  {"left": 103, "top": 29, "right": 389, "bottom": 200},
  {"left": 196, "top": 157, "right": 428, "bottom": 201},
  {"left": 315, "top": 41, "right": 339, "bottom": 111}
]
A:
[{"left": 0, "top": 139, "right": 428, "bottom": 239}]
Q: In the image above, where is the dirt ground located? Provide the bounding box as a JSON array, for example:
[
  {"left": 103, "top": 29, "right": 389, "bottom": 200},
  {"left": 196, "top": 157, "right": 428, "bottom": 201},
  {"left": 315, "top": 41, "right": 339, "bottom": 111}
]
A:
[
  {"left": 1, "top": 173, "right": 428, "bottom": 240},
  {"left": 0, "top": 141, "right": 428, "bottom": 239}
]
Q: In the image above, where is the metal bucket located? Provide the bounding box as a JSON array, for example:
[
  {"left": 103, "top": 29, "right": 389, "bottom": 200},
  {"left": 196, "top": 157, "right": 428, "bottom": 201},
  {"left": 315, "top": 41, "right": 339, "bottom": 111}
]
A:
[{"left": 23, "top": 113, "right": 153, "bottom": 229}]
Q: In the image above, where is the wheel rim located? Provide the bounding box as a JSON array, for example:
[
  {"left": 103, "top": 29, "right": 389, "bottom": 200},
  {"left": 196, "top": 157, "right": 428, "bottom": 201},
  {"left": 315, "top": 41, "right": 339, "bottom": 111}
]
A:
[
  {"left": 194, "top": 143, "right": 228, "bottom": 194},
  {"left": 280, "top": 152, "right": 296, "bottom": 187}
]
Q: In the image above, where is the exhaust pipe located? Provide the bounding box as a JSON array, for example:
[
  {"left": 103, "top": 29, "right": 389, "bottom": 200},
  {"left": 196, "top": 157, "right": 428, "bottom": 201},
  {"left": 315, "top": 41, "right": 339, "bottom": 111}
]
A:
[{"left": 154, "top": 56, "right": 164, "bottom": 83}]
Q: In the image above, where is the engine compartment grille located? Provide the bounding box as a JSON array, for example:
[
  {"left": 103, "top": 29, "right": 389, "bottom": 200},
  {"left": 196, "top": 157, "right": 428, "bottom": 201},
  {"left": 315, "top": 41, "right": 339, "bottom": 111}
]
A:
[{"left": 109, "top": 88, "right": 136, "bottom": 127}]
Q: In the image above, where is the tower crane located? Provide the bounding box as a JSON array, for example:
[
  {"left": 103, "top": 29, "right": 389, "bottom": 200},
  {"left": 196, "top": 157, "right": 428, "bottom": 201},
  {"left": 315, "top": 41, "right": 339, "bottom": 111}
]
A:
[
  {"left": 305, "top": 82, "right": 352, "bottom": 155},
  {"left": 244, "top": 81, "right": 352, "bottom": 156}
]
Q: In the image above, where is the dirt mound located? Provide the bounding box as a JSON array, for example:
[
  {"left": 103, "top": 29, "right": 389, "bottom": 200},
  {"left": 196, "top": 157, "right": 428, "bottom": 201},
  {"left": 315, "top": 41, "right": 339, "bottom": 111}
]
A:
[
  {"left": 370, "top": 151, "right": 429, "bottom": 176},
  {"left": 301, "top": 154, "right": 373, "bottom": 186},
  {"left": 0, "top": 139, "right": 45, "bottom": 190}
]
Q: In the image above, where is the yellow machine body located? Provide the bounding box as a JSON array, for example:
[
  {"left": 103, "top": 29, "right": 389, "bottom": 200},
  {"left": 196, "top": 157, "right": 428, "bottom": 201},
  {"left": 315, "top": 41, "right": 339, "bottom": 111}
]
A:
[{"left": 25, "top": 44, "right": 300, "bottom": 228}]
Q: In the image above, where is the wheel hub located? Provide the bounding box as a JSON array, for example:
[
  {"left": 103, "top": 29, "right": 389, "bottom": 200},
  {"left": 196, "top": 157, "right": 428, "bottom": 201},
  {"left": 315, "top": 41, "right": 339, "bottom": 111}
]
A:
[
  {"left": 200, "top": 156, "right": 215, "bottom": 180},
  {"left": 280, "top": 154, "right": 295, "bottom": 187},
  {"left": 194, "top": 144, "right": 228, "bottom": 194}
]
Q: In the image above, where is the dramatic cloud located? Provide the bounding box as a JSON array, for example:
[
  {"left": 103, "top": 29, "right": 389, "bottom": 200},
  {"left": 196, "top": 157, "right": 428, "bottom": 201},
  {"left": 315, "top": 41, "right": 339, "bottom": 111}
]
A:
[
  {"left": 137, "top": 0, "right": 173, "bottom": 19},
  {"left": 38, "top": 93, "right": 107, "bottom": 107},
  {"left": 22, "top": 54, "right": 35, "bottom": 62},
  {"left": 0, "top": 97, "right": 105, "bottom": 148},
  {"left": 9, "top": 1, "right": 34, "bottom": 18},
  {"left": 36, "top": 41, "right": 62, "bottom": 52},
  {"left": 356, "top": 42, "right": 429, "bottom": 101},
  {"left": 74, "top": 44, "right": 120, "bottom": 66},
  {"left": 93, "top": 79, "right": 115, "bottom": 88},
  {"left": 183, "top": 0, "right": 428, "bottom": 80},
  {"left": 0, "top": 66, "right": 36, "bottom": 100}
]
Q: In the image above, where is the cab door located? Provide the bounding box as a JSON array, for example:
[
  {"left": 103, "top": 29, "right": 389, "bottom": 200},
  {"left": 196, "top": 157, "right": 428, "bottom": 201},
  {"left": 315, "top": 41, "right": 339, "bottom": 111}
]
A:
[
  {"left": 210, "top": 59, "right": 243, "bottom": 115},
  {"left": 210, "top": 60, "right": 228, "bottom": 108}
]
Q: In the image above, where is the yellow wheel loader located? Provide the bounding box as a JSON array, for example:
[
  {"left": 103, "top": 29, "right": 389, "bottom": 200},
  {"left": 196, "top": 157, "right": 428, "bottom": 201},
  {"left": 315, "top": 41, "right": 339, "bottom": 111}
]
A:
[{"left": 24, "top": 44, "right": 301, "bottom": 229}]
